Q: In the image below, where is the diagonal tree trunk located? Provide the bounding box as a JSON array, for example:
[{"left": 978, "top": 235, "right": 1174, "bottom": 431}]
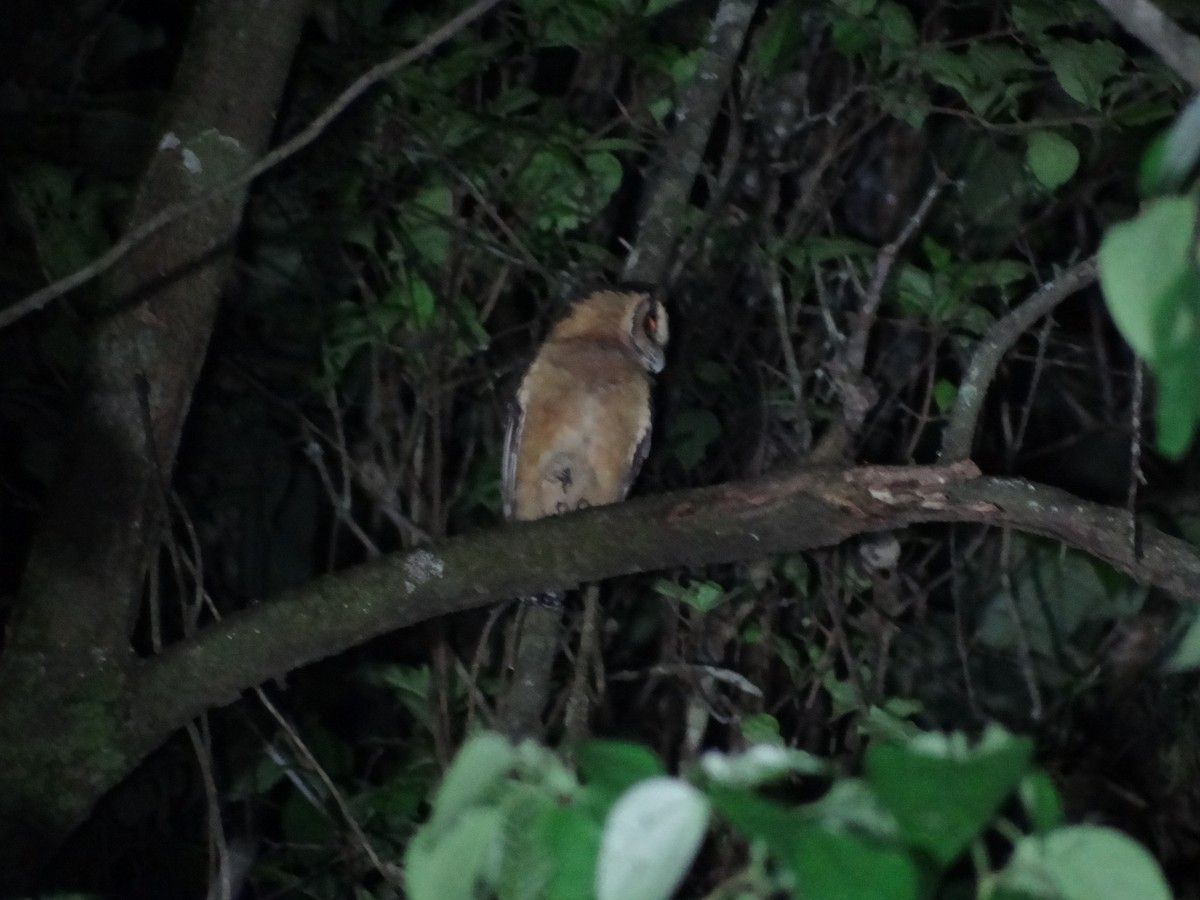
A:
[{"left": 0, "top": 0, "right": 310, "bottom": 888}]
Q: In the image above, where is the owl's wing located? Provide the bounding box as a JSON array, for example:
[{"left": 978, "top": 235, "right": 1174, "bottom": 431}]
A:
[
  {"left": 618, "top": 392, "right": 654, "bottom": 501},
  {"left": 501, "top": 394, "right": 523, "bottom": 521}
]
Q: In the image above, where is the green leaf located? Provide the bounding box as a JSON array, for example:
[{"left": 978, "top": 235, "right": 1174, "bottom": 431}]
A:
[
  {"left": 495, "top": 782, "right": 555, "bottom": 900},
  {"left": 540, "top": 805, "right": 603, "bottom": 900},
  {"left": 595, "top": 778, "right": 710, "bottom": 900},
  {"left": 740, "top": 713, "right": 784, "bottom": 746},
  {"left": 1099, "top": 195, "right": 1200, "bottom": 364},
  {"left": 1025, "top": 131, "right": 1079, "bottom": 190},
  {"left": 933, "top": 379, "right": 958, "bottom": 413},
  {"left": 1019, "top": 771, "right": 1064, "bottom": 834},
  {"left": 406, "top": 807, "right": 505, "bottom": 900},
  {"left": 710, "top": 787, "right": 918, "bottom": 900},
  {"left": 426, "top": 732, "right": 516, "bottom": 837},
  {"left": 666, "top": 408, "right": 722, "bottom": 469},
  {"left": 967, "top": 43, "right": 1037, "bottom": 83},
  {"left": 1162, "top": 609, "right": 1200, "bottom": 673},
  {"left": 1140, "top": 94, "right": 1200, "bottom": 197},
  {"left": 280, "top": 789, "right": 332, "bottom": 844},
  {"left": 865, "top": 725, "right": 1033, "bottom": 865},
  {"left": 877, "top": 1, "right": 917, "bottom": 49},
  {"left": 976, "top": 538, "right": 1145, "bottom": 659},
  {"left": 403, "top": 185, "right": 452, "bottom": 266},
  {"left": 998, "top": 826, "right": 1171, "bottom": 900},
  {"left": 409, "top": 274, "right": 437, "bottom": 328},
  {"left": 754, "top": 3, "right": 805, "bottom": 76},
  {"left": 1042, "top": 39, "right": 1124, "bottom": 109},
  {"left": 578, "top": 741, "right": 666, "bottom": 815}
]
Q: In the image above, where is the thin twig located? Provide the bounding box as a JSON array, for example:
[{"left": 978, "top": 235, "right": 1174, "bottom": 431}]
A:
[
  {"left": 844, "top": 176, "right": 948, "bottom": 375},
  {"left": 255, "top": 686, "right": 402, "bottom": 884},
  {"left": 0, "top": 0, "right": 505, "bottom": 331}
]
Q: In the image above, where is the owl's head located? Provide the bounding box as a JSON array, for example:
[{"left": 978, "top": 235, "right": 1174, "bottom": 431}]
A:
[{"left": 552, "top": 289, "right": 669, "bottom": 374}]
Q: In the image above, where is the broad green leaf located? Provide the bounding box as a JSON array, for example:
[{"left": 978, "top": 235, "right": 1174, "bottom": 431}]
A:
[
  {"left": 755, "top": 3, "right": 804, "bottom": 76},
  {"left": 933, "top": 379, "right": 958, "bottom": 413},
  {"left": 967, "top": 43, "right": 1037, "bottom": 82},
  {"left": 666, "top": 408, "right": 721, "bottom": 469},
  {"left": 740, "top": 712, "right": 784, "bottom": 747},
  {"left": 1162, "top": 610, "right": 1200, "bottom": 673},
  {"left": 1019, "top": 771, "right": 1064, "bottom": 835},
  {"left": 1140, "top": 94, "right": 1200, "bottom": 196},
  {"left": 1152, "top": 312, "right": 1200, "bottom": 456},
  {"left": 577, "top": 740, "right": 666, "bottom": 815},
  {"left": 403, "top": 185, "right": 452, "bottom": 266},
  {"left": 1099, "top": 195, "right": 1199, "bottom": 363},
  {"left": 426, "top": 732, "right": 516, "bottom": 836},
  {"left": 788, "top": 824, "right": 920, "bottom": 900},
  {"left": 998, "top": 826, "right": 1171, "bottom": 900},
  {"left": 877, "top": 1, "right": 917, "bottom": 49},
  {"left": 595, "top": 778, "right": 709, "bottom": 900},
  {"left": 406, "top": 807, "right": 505, "bottom": 900},
  {"left": 1042, "top": 39, "right": 1124, "bottom": 109},
  {"left": 710, "top": 788, "right": 917, "bottom": 900},
  {"left": 976, "top": 538, "right": 1145, "bottom": 659},
  {"left": 866, "top": 725, "right": 1032, "bottom": 865},
  {"left": 1026, "top": 132, "right": 1079, "bottom": 190},
  {"left": 540, "top": 806, "right": 603, "bottom": 900},
  {"left": 496, "top": 782, "right": 556, "bottom": 900},
  {"left": 409, "top": 275, "right": 437, "bottom": 328}
]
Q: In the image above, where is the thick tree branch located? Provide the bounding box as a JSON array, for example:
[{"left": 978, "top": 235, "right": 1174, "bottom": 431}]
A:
[
  {"left": 0, "top": 0, "right": 310, "bottom": 885},
  {"left": 132, "top": 462, "right": 1200, "bottom": 754},
  {"left": 1092, "top": 0, "right": 1200, "bottom": 90},
  {"left": 941, "top": 258, "right": 1098, "bottom": 462}
]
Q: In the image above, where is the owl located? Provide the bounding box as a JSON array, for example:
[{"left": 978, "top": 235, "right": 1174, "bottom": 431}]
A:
[{"left": 503, "top": 289, "right": 668, "bottom": 523}]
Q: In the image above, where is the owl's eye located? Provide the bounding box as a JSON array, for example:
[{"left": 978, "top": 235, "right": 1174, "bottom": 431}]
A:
[{"left": 643, "top": 312, "right": 658, "bottom": 335}]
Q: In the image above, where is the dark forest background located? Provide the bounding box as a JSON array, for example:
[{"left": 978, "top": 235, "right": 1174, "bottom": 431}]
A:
[{"left": 4, "top": 0, "right": 1200, "bottom": 897}]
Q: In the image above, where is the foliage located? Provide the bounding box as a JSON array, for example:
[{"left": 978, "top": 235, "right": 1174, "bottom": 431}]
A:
[
  {"left": 404, "top": 728, "right": 1170, "bottom": 900},
  {"left": 1099, "top": 94, "right": 1200, "bottom": 456},
  {"left": 4, "top": 0, "right": 1200, "bottom": 895}
]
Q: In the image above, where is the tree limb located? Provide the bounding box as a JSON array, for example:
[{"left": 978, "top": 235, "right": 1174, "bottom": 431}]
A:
[
  {"left": 622, "top": 0, "right": 759, "bottom": 284},
  {"left": 941, "top": 258, "right": 1098, "bottom": 462},
  {"left": 1092, "top": 0, "right": 1200, "bottom": 90},
  {"left": 131, "top": 462, "right": 1200, "bottom": 755}
]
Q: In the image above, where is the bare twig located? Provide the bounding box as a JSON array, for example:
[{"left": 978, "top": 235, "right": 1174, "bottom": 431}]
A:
[
  {"left": 255, "top": 686, "right": 401, "bottom": 885},
  {"left": 0, "top": 0, "right": 505, "bottom": 331},
  {"left": 941, "top": 257, "right": 1098, "bottom": 462},
  {"left": 564, "top": 584, "right": 602, "bottom": 744},
  {"left": 1092, "top": 0, "right": 1200, "bottom": 90},
  {"left": 844, "top": 176, "right": 949, "bottom": 375}
]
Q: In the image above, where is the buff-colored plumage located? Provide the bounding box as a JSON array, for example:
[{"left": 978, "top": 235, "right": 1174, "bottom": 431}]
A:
[{"left": 503, "top": 289, "right": 668, "bottom": 522}]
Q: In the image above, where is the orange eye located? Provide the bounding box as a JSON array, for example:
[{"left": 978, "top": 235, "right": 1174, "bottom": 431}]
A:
[{"left": 644, "top": 313, "right": 657, "bottom": 333}]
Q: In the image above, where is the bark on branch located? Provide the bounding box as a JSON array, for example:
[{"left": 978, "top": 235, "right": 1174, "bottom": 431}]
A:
[{"left": 134, "top": 462, "right": 1200, "bottom": 753}]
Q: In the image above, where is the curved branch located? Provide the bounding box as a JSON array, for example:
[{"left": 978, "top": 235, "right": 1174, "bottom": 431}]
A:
[
  {"left": 941, "top": 258, "right": 1098, "bottom": 462},
  {"left": 131, "top": 461, "right": 1200, "bottom": 754},
  {"left": 1092, "top": 0, "right": 1200, "bottom": 90}
]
